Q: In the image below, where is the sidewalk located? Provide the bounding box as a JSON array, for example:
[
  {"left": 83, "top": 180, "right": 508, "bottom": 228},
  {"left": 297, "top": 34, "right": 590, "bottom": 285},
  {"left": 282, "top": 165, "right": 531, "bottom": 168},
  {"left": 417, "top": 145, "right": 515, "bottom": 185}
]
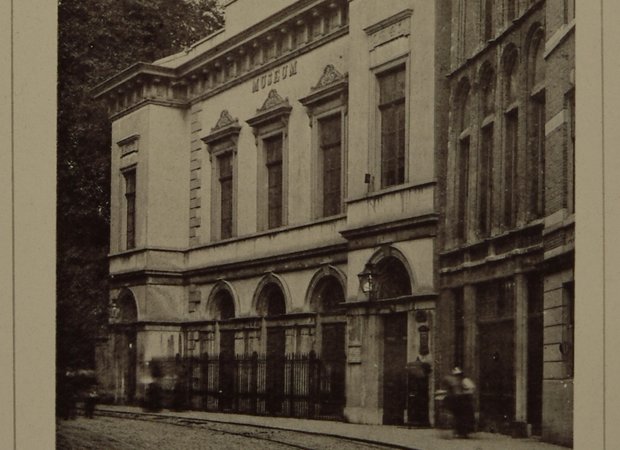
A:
[{"left": 96, "top": 404, "right": 569, "bottom": 450}]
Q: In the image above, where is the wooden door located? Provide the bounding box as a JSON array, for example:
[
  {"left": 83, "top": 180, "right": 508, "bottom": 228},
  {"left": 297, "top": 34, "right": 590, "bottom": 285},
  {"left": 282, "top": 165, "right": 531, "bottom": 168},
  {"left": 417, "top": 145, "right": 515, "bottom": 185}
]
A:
[
  {"left": 478, "top": 320, "right": 515, "bottom": 433},
  {"left": 320, "top": 323, "right": 346, "bottom": 416},
  {"left": 383, "top": 313, "right": 408, "bottom": 425}
]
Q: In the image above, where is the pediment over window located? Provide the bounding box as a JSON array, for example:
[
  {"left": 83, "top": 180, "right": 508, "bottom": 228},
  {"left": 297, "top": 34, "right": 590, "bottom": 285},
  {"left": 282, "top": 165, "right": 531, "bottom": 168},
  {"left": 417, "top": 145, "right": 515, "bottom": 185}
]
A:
[
  {"left": 299, "top": 64, "right": 348, "bottom": 108},
  {"left": 202, "top": 109, "right": 242, "bottom": 147},
  {"left": 246, "top": 89, "right": 292, "bottom": 131}
]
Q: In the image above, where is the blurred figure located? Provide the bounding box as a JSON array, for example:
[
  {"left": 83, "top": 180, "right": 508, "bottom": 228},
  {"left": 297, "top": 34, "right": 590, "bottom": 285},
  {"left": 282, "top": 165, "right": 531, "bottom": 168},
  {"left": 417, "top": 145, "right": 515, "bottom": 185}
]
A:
[
  {"left": 443, "top": 367, "right": 476, "bottom": 438},
  {"left": 84, "top": 387, "right": 99, "bottom": 418}
]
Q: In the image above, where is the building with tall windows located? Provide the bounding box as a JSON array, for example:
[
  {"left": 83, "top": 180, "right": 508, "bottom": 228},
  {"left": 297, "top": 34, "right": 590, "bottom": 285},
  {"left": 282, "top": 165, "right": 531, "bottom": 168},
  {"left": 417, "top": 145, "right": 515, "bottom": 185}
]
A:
[
  {"left": 93, "top": 0, "right": 574, "bottom": 445},
  {"left": 94, "top": 0, "right": 450, "bottom": 428},
  {"left": 436, "top": 0, "right": 574, "bottom": 446}
]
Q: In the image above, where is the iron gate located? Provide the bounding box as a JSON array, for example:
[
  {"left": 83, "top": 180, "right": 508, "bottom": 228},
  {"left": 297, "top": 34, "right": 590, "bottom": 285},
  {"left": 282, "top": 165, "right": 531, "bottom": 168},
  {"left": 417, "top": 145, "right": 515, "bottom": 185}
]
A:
[{"left": 183, "top": 350, "right": 344, "bottom": 419}]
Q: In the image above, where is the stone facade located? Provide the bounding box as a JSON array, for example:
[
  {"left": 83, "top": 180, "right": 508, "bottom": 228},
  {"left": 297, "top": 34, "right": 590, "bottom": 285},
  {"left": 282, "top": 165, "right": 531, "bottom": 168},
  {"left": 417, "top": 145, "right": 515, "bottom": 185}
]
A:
[
  {"left": 436, "top": 0, "right": 574, "bottom": 446},
  {"left": 94, "top": 0, "right": 574, "bottom": 444}
]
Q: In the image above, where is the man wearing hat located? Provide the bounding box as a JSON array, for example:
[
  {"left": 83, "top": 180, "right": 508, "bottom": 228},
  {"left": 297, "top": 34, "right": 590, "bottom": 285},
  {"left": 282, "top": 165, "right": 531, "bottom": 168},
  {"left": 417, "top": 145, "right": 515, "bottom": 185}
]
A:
[{"left": 443, "top": 367, "right": 476, "bottom": 437}]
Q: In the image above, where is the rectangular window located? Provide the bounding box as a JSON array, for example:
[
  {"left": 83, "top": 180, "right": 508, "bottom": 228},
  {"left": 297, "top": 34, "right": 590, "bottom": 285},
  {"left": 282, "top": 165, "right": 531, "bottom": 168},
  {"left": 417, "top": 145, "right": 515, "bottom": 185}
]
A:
[
  {"left": 218, "top": 153, "right": 233, "bottom": 239},
  {"left": 319, "top": 114, "right": 342, "bottom": 217},
  {"left": 484, "top": 0, "right": 494, "bottom": 41},
  {"left": 504, "top": 110, "right": 518, "bottom": 228},
  {"left": 479, "top": 125, "right": 494, "bottom": 236},
  {"left": 124, "top": 169, "right": 136, "bottom": 249},
  {"left": 530, "top": 97, "right": 545, "bottom": 218},
  {"left": 456, "top": 138, "right": 470, "bottom": 242},
  {"left": 378, "top": 67, "right": 406, "bottom": 188},
  {"left": 506, "top": 0, "right": 516, "bottom": 22},
  {"left": 264, "top": 134, "right": 283, "bottom": 229}
]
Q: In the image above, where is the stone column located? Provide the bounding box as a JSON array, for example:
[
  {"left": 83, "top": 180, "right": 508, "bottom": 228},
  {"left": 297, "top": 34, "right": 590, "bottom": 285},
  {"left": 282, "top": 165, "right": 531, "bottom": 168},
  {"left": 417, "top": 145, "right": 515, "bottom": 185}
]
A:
[
  {"left": 462, "top": 285, "right": 477, "bottom": 382},
  {"left": 513, "top": 273, "right": 529, "bottom": 435}
]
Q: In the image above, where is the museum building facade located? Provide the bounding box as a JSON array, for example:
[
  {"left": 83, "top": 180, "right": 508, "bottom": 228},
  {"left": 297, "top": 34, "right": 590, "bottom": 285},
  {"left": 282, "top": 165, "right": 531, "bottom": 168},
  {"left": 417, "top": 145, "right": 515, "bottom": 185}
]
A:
[{"left": 93, "top": 0, "right": 573, "bottom": 445}]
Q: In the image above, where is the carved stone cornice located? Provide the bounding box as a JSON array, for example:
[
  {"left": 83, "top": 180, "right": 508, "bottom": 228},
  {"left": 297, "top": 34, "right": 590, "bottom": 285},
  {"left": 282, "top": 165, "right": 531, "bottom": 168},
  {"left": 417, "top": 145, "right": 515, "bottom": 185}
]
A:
[
  {"left": 246, "top": 89, "right": 292, "bottom": 131},
  {"left": 202, "top": 110, "right": 242, "bottom": 149},
  {"left": 299, "top": 64, "right": 348, "bottom": 108},
  {"left": 93, "top": 0, "right": 349, "bottom": 120}
]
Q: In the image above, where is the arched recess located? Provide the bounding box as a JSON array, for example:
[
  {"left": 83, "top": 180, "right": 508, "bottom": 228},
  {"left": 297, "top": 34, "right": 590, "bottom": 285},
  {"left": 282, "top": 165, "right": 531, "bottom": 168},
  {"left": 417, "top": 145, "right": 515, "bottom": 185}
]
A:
[
  {"left": 305, "top": 265, "right": 347, "bottom": 313},
  {"left": 477, "top": 61, "right": 496, "bottom": 116},
  {"left": 116, "top": 288, "right": 138, "bottom": 323},
  {"left": 526, "top": 24, "right": 545, "bottom": 89},
  {"left": 501, "top": 43, "right": 520, "bottom": 105},
  {"left": 368, "top": 246, "right": 414, "bottom": 300},
  {"left": 206, "top": 281, "right": 238, "bottom": 320},
  {"left": 252, "top": 273, "right": 290, "bottom": 317}
]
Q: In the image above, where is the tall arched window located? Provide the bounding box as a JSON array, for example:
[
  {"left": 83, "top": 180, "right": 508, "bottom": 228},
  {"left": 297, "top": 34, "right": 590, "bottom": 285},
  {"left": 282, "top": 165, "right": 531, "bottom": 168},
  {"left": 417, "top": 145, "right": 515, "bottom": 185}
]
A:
[
  {"left": 478, "top": 63, "right": 495, "bottom": 237},
  {"left": 502, "top": 46, "right": 519, "bottom": 229},
  {"left": 527, "top": 28, "right": 545, "bottom": 219}
]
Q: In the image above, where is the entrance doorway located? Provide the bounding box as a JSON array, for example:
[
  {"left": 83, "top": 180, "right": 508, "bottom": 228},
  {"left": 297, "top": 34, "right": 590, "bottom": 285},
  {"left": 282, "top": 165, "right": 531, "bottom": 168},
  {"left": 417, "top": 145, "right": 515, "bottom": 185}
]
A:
[
  {"left": 320, "top": 322, "right": 346, "bottom": 416},
  {"left": 266, "top": 327, "right": 286, "bottom": 414},
  {"left": 383, "top": 313, "right": 408, "bottom": 425},
  {"left": 477, "top": 279, "right": 515, "bottom": 433},
  {"left": 219, "top": 329, "right": 235, "bottom": 411}
]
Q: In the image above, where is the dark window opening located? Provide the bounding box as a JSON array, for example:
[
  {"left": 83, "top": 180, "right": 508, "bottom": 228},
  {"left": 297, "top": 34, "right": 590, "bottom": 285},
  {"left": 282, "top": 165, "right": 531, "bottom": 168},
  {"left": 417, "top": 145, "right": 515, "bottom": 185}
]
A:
[
  {"left": 456, "top": 137, "right": 470, "bottom": 242},
  {"left": 503, "top": 110, "right": 518, "bottom": 228},
  {"left": 378, "top": 67, "right": 406, "bottom": 188},
  {"left": 479, "top": 125, "right": 494, "bottom": 236},
  {"left": 218, "top": 153, "right": 233, "bottom": 239},
  {"left": 319, "top": 114, "right": 342, "bottom": 217},
  {"left": 264, "top": 134, "right": 283, "bottom": 229},
  {"left": 124, "top": 169, "right": 136, "bottom": 249}
]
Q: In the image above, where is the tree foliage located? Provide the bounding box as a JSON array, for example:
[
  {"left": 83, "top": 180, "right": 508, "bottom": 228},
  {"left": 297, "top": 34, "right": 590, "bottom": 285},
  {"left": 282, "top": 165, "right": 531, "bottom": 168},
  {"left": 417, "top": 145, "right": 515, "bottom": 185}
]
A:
[{"left": 57, "top": 0, "right": 223, "bottom": 370}]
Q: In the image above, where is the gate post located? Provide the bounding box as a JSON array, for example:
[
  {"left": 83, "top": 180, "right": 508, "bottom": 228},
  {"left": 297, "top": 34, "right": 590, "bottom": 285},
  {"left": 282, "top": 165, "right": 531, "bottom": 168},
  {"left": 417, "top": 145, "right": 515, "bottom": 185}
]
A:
[
  {"left": 251, "top": 351, "right": 258, "bottom": 414},
  {"left": 309, "top": 350, "right": 317, "bottom": 418},
  {"left": 202, "top": 352, "right": 209, "bottom": 410}
]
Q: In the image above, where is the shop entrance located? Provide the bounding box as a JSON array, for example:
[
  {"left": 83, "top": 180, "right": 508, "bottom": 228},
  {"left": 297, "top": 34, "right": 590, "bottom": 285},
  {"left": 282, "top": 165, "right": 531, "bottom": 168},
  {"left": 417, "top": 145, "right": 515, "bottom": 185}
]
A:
[{"left": 383, "top": 313, "right": 408, "bottom": 425}]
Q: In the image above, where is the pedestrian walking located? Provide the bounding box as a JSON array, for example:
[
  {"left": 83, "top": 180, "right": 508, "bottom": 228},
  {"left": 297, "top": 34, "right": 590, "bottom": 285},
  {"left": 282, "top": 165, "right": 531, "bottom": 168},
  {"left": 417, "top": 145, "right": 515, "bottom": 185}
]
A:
[
  {"left": 84, "top": 388, "right": 99, "bottom": 418},
  {"left": 443, "top": 367, "right": 476, "bottom": 438}
]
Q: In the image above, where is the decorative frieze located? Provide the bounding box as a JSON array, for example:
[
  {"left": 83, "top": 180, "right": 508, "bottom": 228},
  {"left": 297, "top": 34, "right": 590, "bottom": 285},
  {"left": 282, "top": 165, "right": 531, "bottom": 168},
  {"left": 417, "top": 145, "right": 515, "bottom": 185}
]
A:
[
  {"left": 93, "top": 0, "right": 349, "bottom": 119},
  {"left": 364, "top": 9, "right": 412, "bottom": 50}
]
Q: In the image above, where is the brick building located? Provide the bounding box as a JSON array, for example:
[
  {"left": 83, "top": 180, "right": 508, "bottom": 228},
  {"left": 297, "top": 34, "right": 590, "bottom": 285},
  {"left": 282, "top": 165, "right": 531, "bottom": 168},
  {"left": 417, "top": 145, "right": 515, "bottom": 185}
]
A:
[
  {"left": 436, "top": 0, "right": 574, "bottom": 446},
  {"left": 93, "top": 0, "right": 574, "bottom": 445}
]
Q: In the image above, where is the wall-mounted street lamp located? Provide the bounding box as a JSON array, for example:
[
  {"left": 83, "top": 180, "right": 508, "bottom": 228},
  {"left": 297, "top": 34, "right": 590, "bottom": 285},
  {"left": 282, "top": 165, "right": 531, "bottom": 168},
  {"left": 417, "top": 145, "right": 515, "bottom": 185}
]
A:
[
  {"left": 358, "top": 262, "right": 376, "bottom": 302},
  {"left": 108, "top": 301, "right": 121, "bottom": 324}
]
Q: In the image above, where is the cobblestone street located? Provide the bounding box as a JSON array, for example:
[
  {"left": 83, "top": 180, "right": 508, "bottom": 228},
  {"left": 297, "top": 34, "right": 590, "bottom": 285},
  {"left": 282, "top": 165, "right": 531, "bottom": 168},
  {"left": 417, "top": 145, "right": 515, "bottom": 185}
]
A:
[{"left": 56, "top": 416, "right": 395, "bottom": 450}]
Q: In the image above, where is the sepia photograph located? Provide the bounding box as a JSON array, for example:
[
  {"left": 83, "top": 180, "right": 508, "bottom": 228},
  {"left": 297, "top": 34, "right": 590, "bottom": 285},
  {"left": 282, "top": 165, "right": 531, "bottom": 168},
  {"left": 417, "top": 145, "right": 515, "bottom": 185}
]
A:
[
  {"left": 52, "top": 0, "right": 578, "bottom": 448},
  {"left": 12, "top": 0, "right": 620, "bottom": 448}
]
